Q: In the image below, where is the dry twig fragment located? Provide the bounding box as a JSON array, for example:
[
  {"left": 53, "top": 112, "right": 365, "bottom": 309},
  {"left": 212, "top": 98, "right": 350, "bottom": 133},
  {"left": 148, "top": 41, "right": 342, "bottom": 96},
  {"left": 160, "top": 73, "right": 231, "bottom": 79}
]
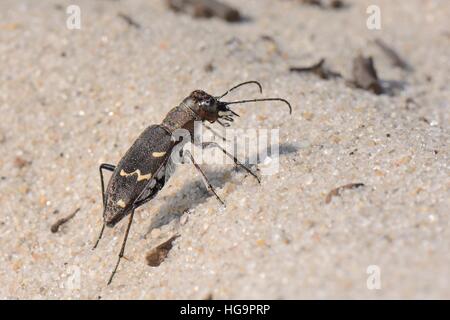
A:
[
  {"left": 146, "top": 235, "right": 180, "bottom": 267},
  {"left": 290, "top": 58, "right": 341, "bottom": 80},
  {"left": 118, "top": 12, "right": 141, "bottom": 29},
  {"left": 51, "top": 208, "right": 80, "bottom": 233},
  {"left": 374, "top": 38, "right": 412, "bottom": 71},
  {"left": 325, "top": 183, "right": 365, "bottom": 204},
  {"left": 167, "top": 0, "right": 241, "bottom": 22},
  {"left": 300, "top": 0, "right": 346, "bottom": 9},
  {"left": 352, "top": 55, "right": 384, "bottom": 94}
]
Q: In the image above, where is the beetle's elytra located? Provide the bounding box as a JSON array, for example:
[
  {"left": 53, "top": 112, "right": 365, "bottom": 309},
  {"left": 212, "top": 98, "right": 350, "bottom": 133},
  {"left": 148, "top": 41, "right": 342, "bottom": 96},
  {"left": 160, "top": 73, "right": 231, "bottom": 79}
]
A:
[{"left": 93, "top": 81, "right": 292, "bottom": 285}]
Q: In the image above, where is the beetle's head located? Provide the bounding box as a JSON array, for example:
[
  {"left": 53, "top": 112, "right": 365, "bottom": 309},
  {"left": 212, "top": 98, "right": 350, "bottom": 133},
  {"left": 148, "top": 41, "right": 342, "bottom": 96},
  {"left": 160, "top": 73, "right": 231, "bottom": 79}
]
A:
[
  {"left": 185, "top": 81, "right": 292, "bottom": 127},
  {"left": 186, "top": 90, "right": 227, "bottom": 123}
]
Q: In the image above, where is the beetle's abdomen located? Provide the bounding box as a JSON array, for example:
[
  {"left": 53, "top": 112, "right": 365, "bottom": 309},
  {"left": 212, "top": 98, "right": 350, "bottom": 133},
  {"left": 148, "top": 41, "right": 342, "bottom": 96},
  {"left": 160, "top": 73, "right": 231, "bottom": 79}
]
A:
[{"left": 104, "top": 125, "right": 173, "bottom": 226}]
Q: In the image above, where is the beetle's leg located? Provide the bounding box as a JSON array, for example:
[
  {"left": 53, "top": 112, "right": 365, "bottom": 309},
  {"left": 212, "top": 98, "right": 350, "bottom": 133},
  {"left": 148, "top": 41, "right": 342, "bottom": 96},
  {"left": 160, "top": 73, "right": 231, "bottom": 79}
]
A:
[
  {"left": 107, "top": 208, "right": 136, "bottom": 285},
  {"left": 99, "top": 163, "right": 116, "bottom": 207},
  {"left": 183, "top": 150, "right": 225, "bottom": 206},
  {"left": 216, "top": 119, "right": 230, "bottom": 128},
  {"left": 92, "top": 224, "right": 106, "bottom": 250},
  {"left": 202, "top": 123, "right": 227, "bottom": 142},
  {"left": 92, "top": 163, "right": 116, "bottom": 250},
  {"left": 201, "top": 142, "right": 261, "bottom": 183}
]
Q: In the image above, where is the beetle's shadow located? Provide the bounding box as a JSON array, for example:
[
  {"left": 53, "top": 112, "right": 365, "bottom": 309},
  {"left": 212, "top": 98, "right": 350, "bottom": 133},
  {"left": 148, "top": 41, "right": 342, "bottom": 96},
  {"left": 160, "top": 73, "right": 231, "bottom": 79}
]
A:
[
  {"left": 144, "top": 169, "right": 229, "bottom": 236},
  {"left": 144, "top": 142, "right": 299, "bottom": 235},
  {"left": 380, "top": 79, "right": 407, "bottom": 96}
]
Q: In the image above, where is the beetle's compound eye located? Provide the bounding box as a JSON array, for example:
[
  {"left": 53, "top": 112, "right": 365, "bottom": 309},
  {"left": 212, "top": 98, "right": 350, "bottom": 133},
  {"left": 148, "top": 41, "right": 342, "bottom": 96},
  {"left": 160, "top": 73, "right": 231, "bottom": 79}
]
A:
[
  {"left": 199, "top": 97, "right": 217, "bottom": 115},
  {"left": 200, "top": 97, "right": 213, "bottom": 107}
]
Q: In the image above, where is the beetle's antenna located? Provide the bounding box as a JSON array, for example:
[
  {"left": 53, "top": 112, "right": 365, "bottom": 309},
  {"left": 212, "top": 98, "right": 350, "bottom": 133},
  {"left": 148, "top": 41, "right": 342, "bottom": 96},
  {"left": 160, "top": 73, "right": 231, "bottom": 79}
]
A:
[
  {"left": 218, "top": 81, "right": 263, "bottom": 99},
  {"left": 225, "top": 98, "right": 292, "bottom": 114},
  {"left": 229, "top": 110, "right": 240, "bottom": 117}
]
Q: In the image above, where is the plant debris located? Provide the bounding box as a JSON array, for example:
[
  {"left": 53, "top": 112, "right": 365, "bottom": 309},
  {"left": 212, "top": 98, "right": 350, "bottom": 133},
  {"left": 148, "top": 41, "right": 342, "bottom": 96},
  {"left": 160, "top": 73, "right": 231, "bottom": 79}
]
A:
[
  {"left": 300, "top": 0, "right": 346, "bottom": 9},
  {"left": 260, "top": 34, "right": 284, "bottom": 57},
  {"left": 325, "top": 183, "right": 365, "bottom": 204},
  {"left": 374, "top": 38, "right": 412, "bottom": 71},
  {"left": 117, "top": 12, "right": 141, "bottom": 29},
  {"left": 351, "top": 55, "right": 384, "bottom": 94},
  {"left": 51, "top": 208, "right": 80, "bottom": 233},
  {"left": 146, "top": 235, "right": 180, "bottom": 267},
  {"left": 405, "top": 97, "right": 421, "bottom": 110},
  {"left": 290, "top": 58, "right": 341, "bottom": 79},
  {"left": 14, "top": 156, "right": 31, "bottom": 169},
  {"left": 166, "top": 0, "right": 241, "bottom": 22},
  {"left": 203, "top": 292, "right": 214, "bottom": 300},
  {"left": 418, "top": 116, "right": 430, "bottom": 125},
  {"left": 204, "top": 62, "right": 215, "bottom": 72}
]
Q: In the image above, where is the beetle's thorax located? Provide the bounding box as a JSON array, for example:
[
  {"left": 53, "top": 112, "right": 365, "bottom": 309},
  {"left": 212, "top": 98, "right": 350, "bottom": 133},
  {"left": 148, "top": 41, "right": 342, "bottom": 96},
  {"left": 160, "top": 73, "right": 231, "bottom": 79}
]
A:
[{"left": 161, "top": 102, "right": 201, "bottom": 133}]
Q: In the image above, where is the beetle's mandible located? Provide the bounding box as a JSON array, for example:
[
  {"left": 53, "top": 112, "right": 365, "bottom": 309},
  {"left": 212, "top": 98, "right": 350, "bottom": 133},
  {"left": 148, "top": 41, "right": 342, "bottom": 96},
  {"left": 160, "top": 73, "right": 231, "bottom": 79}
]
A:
[{"left": 93, "top": 81, "right": 292, "bottom": 285}]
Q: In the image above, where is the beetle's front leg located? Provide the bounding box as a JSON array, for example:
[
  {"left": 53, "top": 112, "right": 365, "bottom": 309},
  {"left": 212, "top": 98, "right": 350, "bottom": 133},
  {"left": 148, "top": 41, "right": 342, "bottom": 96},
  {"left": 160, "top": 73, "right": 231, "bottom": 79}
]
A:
[{"left": 201, "top": 142, "right": 261, "bottom": 183}]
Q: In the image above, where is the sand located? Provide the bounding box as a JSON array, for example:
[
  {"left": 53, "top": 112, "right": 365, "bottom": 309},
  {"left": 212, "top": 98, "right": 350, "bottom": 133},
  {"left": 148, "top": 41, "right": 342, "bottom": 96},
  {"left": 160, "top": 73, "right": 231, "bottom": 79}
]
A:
[{"left": 0, "top": 0, "right": 449, "bottom": 299}]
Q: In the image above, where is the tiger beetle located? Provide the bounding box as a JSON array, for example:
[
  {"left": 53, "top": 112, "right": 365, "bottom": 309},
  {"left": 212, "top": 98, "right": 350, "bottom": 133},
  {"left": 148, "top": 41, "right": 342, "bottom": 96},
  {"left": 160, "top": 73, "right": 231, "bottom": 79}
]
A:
[{"left": 93, "top": 81, "right": 292, "bottom": 285}]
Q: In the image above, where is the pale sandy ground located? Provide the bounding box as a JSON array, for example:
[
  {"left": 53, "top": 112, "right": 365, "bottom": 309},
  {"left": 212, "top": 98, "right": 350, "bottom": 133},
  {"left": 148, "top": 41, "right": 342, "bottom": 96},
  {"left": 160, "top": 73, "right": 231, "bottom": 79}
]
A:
[{"left": 0, "top": 0, "right": 449, "bottom": 299}]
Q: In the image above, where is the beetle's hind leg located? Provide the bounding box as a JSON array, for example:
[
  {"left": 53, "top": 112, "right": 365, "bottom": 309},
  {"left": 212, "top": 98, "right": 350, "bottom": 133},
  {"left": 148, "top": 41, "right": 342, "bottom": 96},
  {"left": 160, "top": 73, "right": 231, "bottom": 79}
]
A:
[
  {"left": 92, "top": 163, "right": 116, "bottom": 250},
  {"left": 183, "top": 150, "right": 225, "bottom": 206},
  {"left": 107, "top": 208, "right": 135, "bottom": 285},
  {"left": 201, "top": 142, "right": 261, "bottom": 183}
]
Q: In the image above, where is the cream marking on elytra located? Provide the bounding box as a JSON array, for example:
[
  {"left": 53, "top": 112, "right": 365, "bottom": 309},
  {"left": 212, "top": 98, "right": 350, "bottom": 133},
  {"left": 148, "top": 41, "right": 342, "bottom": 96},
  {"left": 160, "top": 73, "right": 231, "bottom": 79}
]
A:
[
  {"left": 120, "top": 169, "right": 152, "bottom": 182},
  {"left": 152, "top": 151, "right": 166, "bottom": 158},
  {"left": 116, "top": 199, "right": 126, "bottom": 208}
]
